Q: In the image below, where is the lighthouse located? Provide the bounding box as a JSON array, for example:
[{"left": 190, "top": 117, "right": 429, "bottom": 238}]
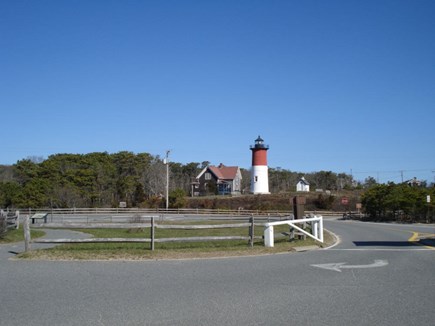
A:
[{"left": 250, "top": 135, "right": 270, "bottom": 194}]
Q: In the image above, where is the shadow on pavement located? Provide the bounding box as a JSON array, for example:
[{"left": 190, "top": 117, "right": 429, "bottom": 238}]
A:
[
  {"left": 353, "top": 240, "right": 434, "bottom": 248},
  {"left": 419, "top": 238, "right": 435, "bottom": 247}
]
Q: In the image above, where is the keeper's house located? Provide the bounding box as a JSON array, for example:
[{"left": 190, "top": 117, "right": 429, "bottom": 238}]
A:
[{"left": 192, "top": 164, "right": 242, "bottom": 196}]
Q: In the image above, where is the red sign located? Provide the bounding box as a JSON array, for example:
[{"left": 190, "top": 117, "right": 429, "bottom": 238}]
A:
[{"left": 341, "top": 196, "right": 349, "bottom": 205}]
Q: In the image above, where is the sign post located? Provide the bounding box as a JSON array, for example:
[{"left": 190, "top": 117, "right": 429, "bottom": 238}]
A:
[
  {"left": 341, "top": 196, "right": 349, "bottom": 219},
  {"left": 356, "top": 203, "right": 362, "bottom": 218}
]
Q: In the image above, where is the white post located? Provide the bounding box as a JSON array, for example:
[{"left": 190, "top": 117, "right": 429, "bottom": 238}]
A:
[
  {"left": 318, "top": 216, "right": 324, "bottom": 243},
  {"left": 264, "top": 225, "right": 274, "bottom": 247},
  {"left": 312, "top": 220, "right": 318, "bottom": 239}
]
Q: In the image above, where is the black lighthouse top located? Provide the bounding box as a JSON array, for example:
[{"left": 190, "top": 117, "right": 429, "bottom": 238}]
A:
[{"left": 250, "top": 135, "right": 269, "bottom": 150}]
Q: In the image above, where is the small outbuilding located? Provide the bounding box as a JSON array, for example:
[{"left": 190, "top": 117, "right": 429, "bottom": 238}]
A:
[
  {"left": 296, "top": 177, "right": 310, "bottom": 192},
  {"left": 405, "top": 177, "right": 422, "bottom": 187}
]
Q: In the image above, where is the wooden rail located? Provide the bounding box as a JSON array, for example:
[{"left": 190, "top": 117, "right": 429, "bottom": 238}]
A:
[
  {"left": 24, "top": 216, "right": 258, "bottom": 251},
  {"left": 0, "top": 210, "right": 20, "bottom": 233},
  {"left": 22, "top": 207, "right": 290, "bottom": 217},
  {"left": 13, "top": 207, "right": 341, "bottom": 223}
]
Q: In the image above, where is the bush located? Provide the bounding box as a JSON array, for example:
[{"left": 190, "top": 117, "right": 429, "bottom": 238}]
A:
[
  {"left": 361, "top": 183, "right": 433, "bottom": 222},
  {"left": 313, "top": 194, "right": 335, "bottom": 210},
  {"left": 169, "top": 189, "right": 187, "bottom": 208}
]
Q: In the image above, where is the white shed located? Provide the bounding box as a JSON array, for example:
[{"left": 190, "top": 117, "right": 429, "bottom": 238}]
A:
[{"left": 296, "top": 177, "right": 310, "bottom": 192}]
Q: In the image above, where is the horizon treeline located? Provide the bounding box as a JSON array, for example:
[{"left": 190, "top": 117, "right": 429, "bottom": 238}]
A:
[{"left": 0, "top": 151, "right": 420, "bottom": 209}]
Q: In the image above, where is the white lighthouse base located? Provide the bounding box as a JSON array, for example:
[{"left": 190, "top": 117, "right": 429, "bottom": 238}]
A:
[{"left": 250, "top": 165, "right": 270, "bottom": 194}]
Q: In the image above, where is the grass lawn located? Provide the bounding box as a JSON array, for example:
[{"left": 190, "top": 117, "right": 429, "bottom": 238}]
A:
[
  {"left": 0, "top": 229, "right": 45, "bottom": 244},
  {"left": 18, "top": 221, "right": 335, "bottom": 260}
]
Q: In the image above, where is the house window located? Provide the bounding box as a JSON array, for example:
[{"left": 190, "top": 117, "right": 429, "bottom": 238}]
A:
[
  {"left": 205, "top": 173, "right": 211, "bottom": 180},
  {"left": 255, "top": 176, "right": 258, "bottom": 182}
]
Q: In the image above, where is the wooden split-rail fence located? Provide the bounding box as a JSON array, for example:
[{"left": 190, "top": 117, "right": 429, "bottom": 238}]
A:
[
  {"left": 23, "top": 215, "right": 261, "bottom": 252},
  {"left": 0, "top": 210, "right": 20, "bottom": 236}
]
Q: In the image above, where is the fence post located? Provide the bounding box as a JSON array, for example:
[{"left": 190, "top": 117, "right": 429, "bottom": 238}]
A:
[
  {"left": 23, "top": 214, "right": 31, "bottom": 252},
  {"left": 0, "top": 210, "right": 5, "bottom": 236},
  {"left": 150, "top": 217, "right": 155, "bottom": 251},
  {"left": 15, "top": 210, "right": 20, "bottom": 229},
  {"left": 249, "top": 215, "right": 254, "bottom": 247}
]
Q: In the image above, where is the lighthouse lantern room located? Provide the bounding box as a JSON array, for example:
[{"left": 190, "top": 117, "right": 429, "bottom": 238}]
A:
[{"left": 250, "top": 136, "right": 270, "bottom": 194}]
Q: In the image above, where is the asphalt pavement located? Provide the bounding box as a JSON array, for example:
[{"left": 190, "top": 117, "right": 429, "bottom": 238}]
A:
[{"left": 0, "top": 220, "right": 434, "bottom": 326}]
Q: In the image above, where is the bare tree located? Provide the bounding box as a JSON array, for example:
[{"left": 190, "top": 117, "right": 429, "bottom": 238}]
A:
[{"left": 143, "top": 157, "right": 166, "bottom": 197}]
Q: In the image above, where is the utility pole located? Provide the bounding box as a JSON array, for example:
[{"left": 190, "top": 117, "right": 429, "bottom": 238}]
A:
[
  {"left": 164, "top": 150, "right": 170, "bottom": 210},
  {"left": 400, "top": 170, "right": 404, "bottom": 183}
]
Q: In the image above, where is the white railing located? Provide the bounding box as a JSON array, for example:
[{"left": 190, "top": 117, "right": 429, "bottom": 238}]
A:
[{"left": 263, "top": 215, "right": 323, "bottom": 247}]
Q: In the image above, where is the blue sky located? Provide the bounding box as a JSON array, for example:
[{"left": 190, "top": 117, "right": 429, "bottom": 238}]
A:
[{"left": 1, "top": 0, "right": 434, "bottom": 184}]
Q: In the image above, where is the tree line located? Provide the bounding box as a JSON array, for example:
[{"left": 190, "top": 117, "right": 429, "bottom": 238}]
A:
[
  {"left": 1, "top": 152, "right": 432, "bottom": 218},
  {"left": 0, "top": 152, "right": 190, "bottom": 208},
  {"left": 0, "top": 151, "right": 362, "bottom": 209},
  {"left": 361, "top": 183, "right": 434, "bottom": 222}
]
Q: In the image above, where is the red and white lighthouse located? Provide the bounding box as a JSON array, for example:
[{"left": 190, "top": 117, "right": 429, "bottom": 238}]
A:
[{"left": 250, "top": 135, "right": 270, "bottom": 194}]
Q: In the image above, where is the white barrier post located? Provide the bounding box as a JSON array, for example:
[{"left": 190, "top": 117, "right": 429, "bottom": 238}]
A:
[
  {"left": 318, "top": 216, "right": 324, "bottom": 243},
  {"left": 264, "top": 225, "right": 274, "bottom": 247},
  {"left": 312, "top": 219, "right": 318, "bottom": 239}
]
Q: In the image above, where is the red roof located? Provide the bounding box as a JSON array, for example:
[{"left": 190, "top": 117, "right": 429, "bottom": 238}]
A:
[{"left": 208, "top": 164, "right": 239, "bottom": 180}]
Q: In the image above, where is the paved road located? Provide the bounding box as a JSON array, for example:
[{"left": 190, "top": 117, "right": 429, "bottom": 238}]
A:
[{"left": 0, "top": 220, "right": 434, "bottom": 326}]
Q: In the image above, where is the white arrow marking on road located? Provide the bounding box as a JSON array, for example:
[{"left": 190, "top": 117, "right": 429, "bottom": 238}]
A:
[{"left": 311, "top": 260, "right": 388, "bottom": 272}]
